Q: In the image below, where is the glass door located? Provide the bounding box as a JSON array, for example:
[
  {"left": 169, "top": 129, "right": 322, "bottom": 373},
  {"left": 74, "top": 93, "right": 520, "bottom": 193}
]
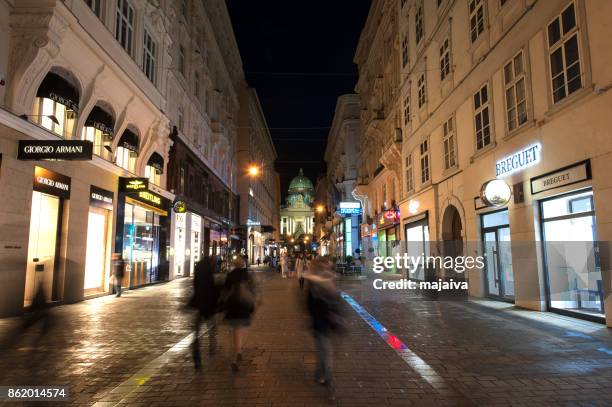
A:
[
  {"left": 481, "top": 210, "right": 514, "bottom": 301},
  {"left": 84, "top": 207, "right": 109, "bottom": 294}
]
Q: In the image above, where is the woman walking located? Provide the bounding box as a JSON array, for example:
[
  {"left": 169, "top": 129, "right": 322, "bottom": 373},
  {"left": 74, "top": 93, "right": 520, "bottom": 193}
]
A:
[{"left": 223, "top": 258, "right": 257, "bottom": 372}]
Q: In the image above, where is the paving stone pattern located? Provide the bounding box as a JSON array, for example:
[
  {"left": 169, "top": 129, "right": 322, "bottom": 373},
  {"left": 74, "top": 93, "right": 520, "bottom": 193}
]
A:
[{"left": 0, "top": 270, "right": 610, "bottom": 406}]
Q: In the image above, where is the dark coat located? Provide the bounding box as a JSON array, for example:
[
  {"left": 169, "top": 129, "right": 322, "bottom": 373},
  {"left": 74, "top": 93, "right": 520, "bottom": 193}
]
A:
[
  {"left": 192, "top": 257, "right": 219, "bottom": 319},
  {"left": 223, "top": 267, "right": 255, "bottom": 320},
  {"left": 306, "top": 282, "right": 341, "bottom": 334}
]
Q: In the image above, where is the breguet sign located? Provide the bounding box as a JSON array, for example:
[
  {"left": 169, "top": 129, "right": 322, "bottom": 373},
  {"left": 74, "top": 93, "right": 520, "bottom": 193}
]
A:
[
  {"left": 530, "top": 161, "right": 591, "bottom": 195},
  {"left": 18, "top": 140, "right": 93, "bottom": 161},
  {"left": 496, "top": 143, "right": 541, "bottom": 178},
  {"left": 33, "top": 166, "right": 71, "bottom": 199}
]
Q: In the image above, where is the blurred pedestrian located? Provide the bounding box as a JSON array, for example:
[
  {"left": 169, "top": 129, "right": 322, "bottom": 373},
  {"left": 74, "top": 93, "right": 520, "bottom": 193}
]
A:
[
  {"left": 222, "top": 258, "right": 257, "bottom": 372},
  {"left": 304, "top": 258, "right": 344, "bottom": 398},
  {"left": 257, "top": 257, "right": 261, "bottom": 266},
  {"left": 112, "top": 253, "right": 125, "bottom": 297},
  {"left": 189, "top": 256, "right": 220, "bottom": 371},
  {"left": 296, "top": 253, "right": 306, "bottom": 289},
  {"left": 280, "top": 253, "right": 288, "bottom": 278}
]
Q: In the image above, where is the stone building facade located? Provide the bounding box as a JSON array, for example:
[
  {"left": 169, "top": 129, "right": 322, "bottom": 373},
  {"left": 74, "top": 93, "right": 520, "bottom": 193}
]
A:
[
  {"left": 0, "top": 0, "right": 255, "bottom": 316},
  {"left": 354, "top": 0, "right": 612, "bottom": 325}
]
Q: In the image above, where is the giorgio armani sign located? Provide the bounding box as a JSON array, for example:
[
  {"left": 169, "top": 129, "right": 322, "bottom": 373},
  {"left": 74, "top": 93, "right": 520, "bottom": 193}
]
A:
[{"left": 18, "top": 140, "right": 93, "bottom": 161}]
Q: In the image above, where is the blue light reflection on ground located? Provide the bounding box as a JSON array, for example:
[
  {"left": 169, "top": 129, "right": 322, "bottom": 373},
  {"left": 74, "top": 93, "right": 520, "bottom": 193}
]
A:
[{"left": 341, "top": 292, "right": 407, "bottom": 350}]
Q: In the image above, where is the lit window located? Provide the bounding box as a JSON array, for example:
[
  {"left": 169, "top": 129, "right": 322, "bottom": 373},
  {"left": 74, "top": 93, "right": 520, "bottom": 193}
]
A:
[
  {"left": 418, "top": 73, "right": 426, "bottom": 108},
  {"left": 415, "top": 3, "right": 424, "bottom": 44},
  {"left": 504, "top": 50, "right": 528, "bottom": 131},
  {"left": 37, "top": 97, "right": 77, "bottom": 139},
  {"left": 145, "top": 165, "right": 161, "bottom": 186},
  {"left": 143, "top": 29, "right": 157, "bottom": 84},
  {"left": 116, "top": 146, "right": 137, "bottom": 173},
  {"left": 116, "top": 0, "right": 134, "bottom": 54},
  {"left": 439, "top": 37, "right": 451, "bottom": 81},
  {"left": 474, "top": 83, "right": 491, "bottom": 150},
  {"left": 469, "top": 0, "right": 485, "bottom": 43},
  {"left": 443, "top": 116, "right": 456, "bottom": 169},
  {"left": 178, "top": 108, "right": 184, "bottom": 131},
  {"left": 420, "top": 139, "right": 430, "bottom": 184},
  {"left": 547, "top": 2, "right": 582, "bottom": 103}
]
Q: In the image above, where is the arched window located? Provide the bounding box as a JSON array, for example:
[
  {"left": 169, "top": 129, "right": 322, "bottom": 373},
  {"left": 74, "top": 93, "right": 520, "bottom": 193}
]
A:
[
  {"left": 116, "top": 128, "right": 139, "bottom": 173},
  {"left": 35, "top": 71, "right": 79, "bottom": 138},
  {"left": 82, "top": 105, "right": 114, "bottom": 161},
  {"left": 145, "top": 152, "right": 164, "bottom": 186}
]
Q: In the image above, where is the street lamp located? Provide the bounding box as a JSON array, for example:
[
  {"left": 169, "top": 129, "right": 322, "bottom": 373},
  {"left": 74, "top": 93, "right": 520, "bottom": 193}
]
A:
[
  {"left": 316, "top": 204, "right": 325, "bottom": 214},
  {"left": 227, "top": 148, "right": 260, "bottom": 270}
]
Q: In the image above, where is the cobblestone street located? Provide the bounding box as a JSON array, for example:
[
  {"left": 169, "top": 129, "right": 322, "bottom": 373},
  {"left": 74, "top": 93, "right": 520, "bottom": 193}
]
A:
[{"left": 1, "top": 269, "right": 611, "bottom": 406}]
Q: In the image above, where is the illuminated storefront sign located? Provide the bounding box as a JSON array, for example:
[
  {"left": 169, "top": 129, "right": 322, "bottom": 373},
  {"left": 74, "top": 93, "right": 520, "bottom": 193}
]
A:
[
  {"left": 530, "top": 160, "right": 591, "bottom": 195},
  {"left": 90, "top": 185, "right": 114, "bottom": 210},
  {"left": 173, "top": 200, "right": 187, "bottom": 213},
  {"left": 119, "top": 177, "right": 148, "bottom": 192},
  {"left": 18, "top": 140, "right": 93, "bottom": 161},
  {"left": 496, "top": 143, "right": 541, "bottom": 178},
  {"left": 33, "top": 166, "right": 71, "bottom": 199},
  {"left": 338, "top": 201, "right": 361, "bottom": 215},
  {"left": 138, "top": 190, "right": 161, "bottom": 206}
]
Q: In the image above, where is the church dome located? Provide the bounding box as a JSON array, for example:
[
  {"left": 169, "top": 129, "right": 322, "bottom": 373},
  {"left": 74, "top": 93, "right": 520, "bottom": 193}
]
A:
[{"left": 288, "top": 168, "right": 314, "bottom": 193}]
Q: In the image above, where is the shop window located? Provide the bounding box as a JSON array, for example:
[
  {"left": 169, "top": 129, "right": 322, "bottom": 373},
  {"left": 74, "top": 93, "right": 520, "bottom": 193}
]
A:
[
  {"left": 504, "top": 50, "right": 528, "bottom": 132},
  {"left": 474, "top": 83, "right": 491, "bottom": 150},
  {"left": 143, "top": 29, "right": 157, "bottom": 84},
  {"left": 145, "top": 162, "right": 162, "bottom": 186},
  {"left": 541, "top": 190, "right": 602, "bottom": 317},
  {"left": 195, "top": 72, "right": 200, "bottom": 98},
  {"left": 35, "top": 72, "right": 79, "bottom": 139},
  {"left": 116, "top": 128, "right": 139, "bottom": 173},
  {"left": 469, "top": 0, "right": 485, "bottom": 43},
  {"left": 547, "top": 2, "right": 582, "bottom": 104},
  {"left": 116, "top": 0, "right": 134, "bottom": 55},
  {"left": 82, "top": 105, "right": 114, "bottom": 161},
  {"left": 443, "top": 116, "right": 456, "bottom": 169}
]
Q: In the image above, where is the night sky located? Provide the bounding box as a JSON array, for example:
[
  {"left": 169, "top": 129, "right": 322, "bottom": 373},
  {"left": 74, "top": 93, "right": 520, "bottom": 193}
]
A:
[{"left": 226, "top": 0, "right": 371, "bottom": 201}]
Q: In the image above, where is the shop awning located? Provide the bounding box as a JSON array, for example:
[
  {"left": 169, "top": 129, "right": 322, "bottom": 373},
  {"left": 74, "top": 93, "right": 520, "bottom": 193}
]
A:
[
  {"left": 147, "top": 152, "right": 164, "bottom": 174},
  {"left": 118, "top": 129, "right": 139, "bottom": 152},
  {"left": 36, "top": 72, "right": 80, "bottom": 112},
  {"left": 85, "top": 105, "right": 114, "bottom": 135}
]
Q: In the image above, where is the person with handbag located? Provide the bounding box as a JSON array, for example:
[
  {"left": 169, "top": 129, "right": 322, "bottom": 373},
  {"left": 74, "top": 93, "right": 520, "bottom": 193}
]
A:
[
  {"left": 222, "top": 257, "right": 257, "bottom": 372},
  {"left": 189, "top": 256, "right": 220, "bottom": 371}
]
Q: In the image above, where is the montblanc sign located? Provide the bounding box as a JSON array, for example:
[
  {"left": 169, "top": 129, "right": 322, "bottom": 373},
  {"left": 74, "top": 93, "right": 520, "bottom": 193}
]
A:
[{"left": 18, "top": 140, "right": 93, "bottom": 161}]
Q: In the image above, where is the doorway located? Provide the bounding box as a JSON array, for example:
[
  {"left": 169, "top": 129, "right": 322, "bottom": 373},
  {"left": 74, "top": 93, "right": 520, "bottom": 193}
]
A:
[
  {"left": 84, "top": 207, "right": 110, "bottom": 294},
  {"left": 24, "top": 191, "right": 61, "bottom": 306},
  {"left": 481, "top": 210, "right": 514, "bottom": 300}
]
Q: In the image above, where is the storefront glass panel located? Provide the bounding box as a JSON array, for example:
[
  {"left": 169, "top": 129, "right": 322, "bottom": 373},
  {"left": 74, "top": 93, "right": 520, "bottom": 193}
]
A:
[
  {"left": 405, "top": 220, "right": 429, "bottom": 280},
  {"left": 24, "top": 191, "right": 60, "bottom": 306},
  {"left": 84, "top": 207, "right": 109, "bottom": 293},
  {"left": 123, "top": 203, "right": 161, "bottom": 287},
  {"left": 541, "top": 190, "right": 603, "bottom": 317}
]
